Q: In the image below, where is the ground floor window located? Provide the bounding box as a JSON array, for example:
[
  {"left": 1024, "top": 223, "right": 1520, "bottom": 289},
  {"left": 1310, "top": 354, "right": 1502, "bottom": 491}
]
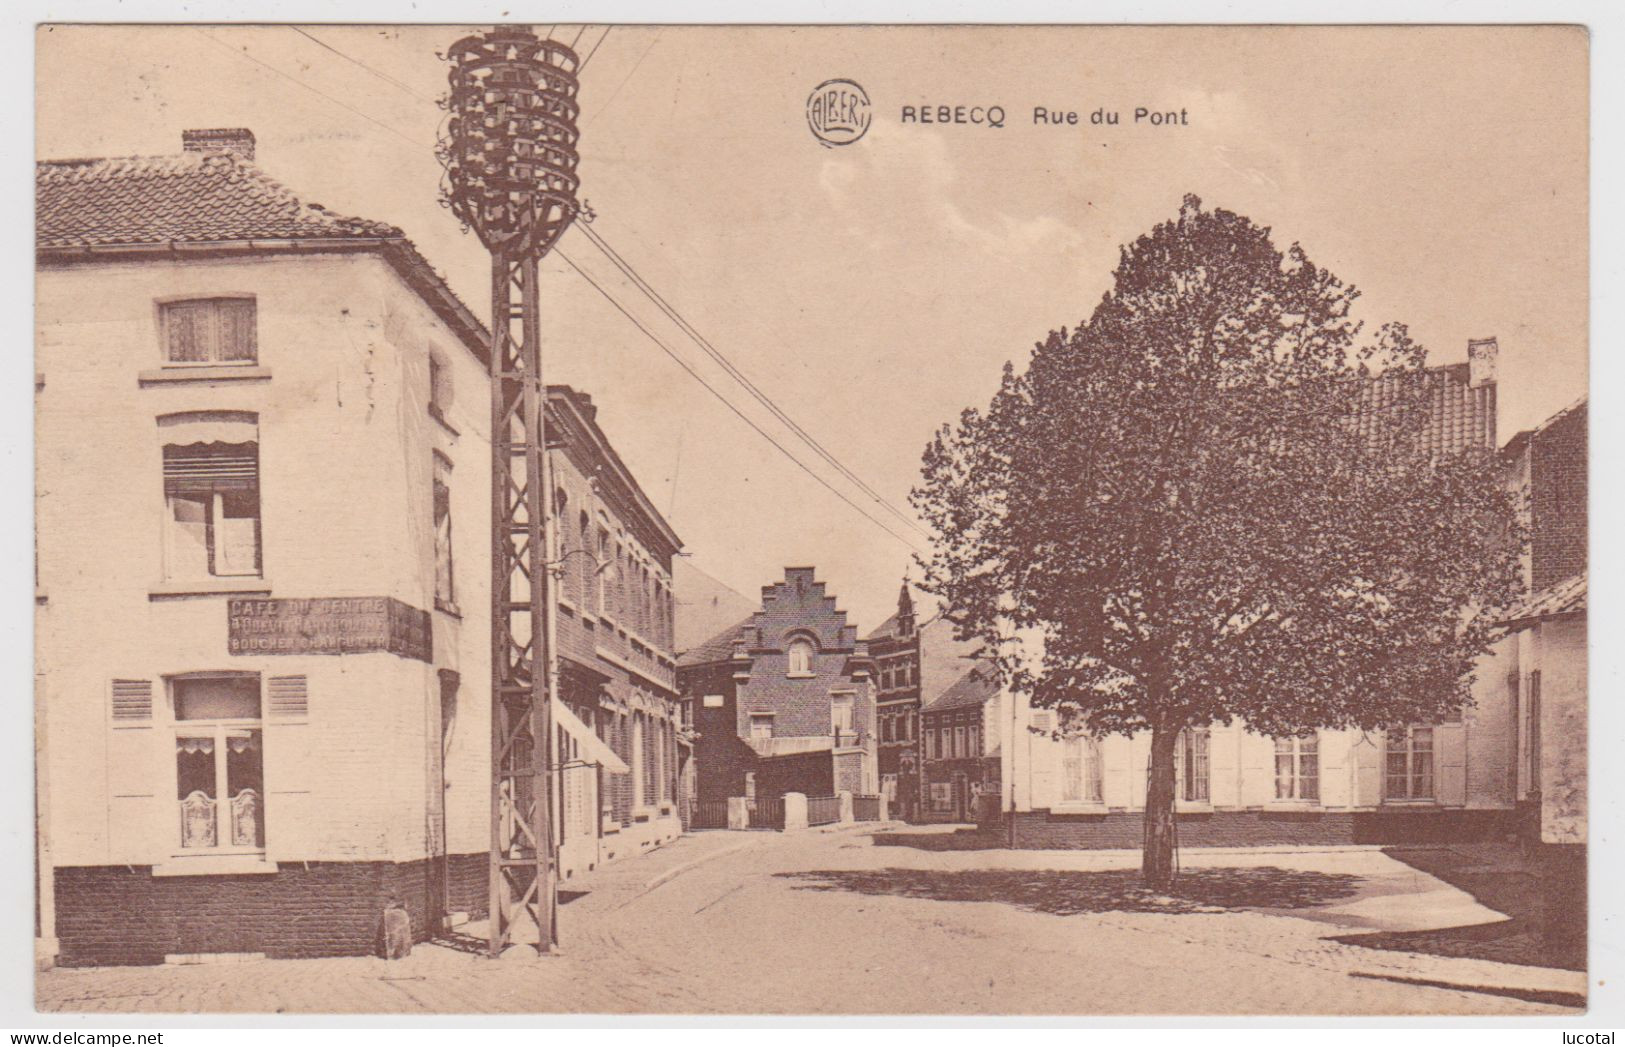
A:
[
  {"left": 929, "top": 781, "right": 952, "bottom": 812},
  {"left": 1061, "top": 735, "right": 1104, "bottom": 803},
  {"left": 1273, "top": 733, "right": 1319, "bottom": 801},
  {"left": 1177, "top": 727, "right": 1210, "bottom": 802},
  {"left": 1385, "top": 726, "right": 1434, "bottom": 800},
  {"left": 172, "top": 675, "right": 264, "bottom": 851}
]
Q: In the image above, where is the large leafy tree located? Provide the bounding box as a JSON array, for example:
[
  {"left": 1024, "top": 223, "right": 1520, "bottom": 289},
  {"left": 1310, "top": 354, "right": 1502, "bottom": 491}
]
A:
[{"left": 913, "top": 196, "right": 1524, "bottom": 887}]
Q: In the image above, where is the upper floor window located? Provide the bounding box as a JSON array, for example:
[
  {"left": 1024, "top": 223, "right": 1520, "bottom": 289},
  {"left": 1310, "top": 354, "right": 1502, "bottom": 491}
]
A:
[
  {"left": 1273, "top": 733, "right": 1320, "bottom": 801},
  {"left": 161, "top": 297, "right": 257, "bottom": 365},
  {"left": 172, "top": 674, "right": 264, "bottom": 852},
  {"left": 160, "top": 412, "right": 260, "bottom": 580},
  {"left": 787, "top": 638, "right": 814, "bottom": 676},
  {"left": 1061, "top": 734, "right": 1104, "bottom": 803},
  {"left": 433, "top": 455, "right": 455, "bottom": 609},
  {"left": 831, "top": 694, "right": 854, "bottom": 736},
  {"left": 749, "top": 713, "right": 774, "bottom": 741},
  {"left": 1385, "top": 726, "right": 1435, "bottom": 801}
]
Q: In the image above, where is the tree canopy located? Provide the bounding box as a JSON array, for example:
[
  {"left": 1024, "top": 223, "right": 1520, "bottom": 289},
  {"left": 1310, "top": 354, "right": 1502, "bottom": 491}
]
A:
[{"left": 912, "top": 195, "right": 1526, "bottom": 742}]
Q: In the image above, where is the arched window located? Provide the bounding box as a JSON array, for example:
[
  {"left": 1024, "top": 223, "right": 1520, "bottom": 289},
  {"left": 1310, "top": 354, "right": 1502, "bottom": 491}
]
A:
[{"left": 787, "top": 638, "right": 814, "bottom": 676}]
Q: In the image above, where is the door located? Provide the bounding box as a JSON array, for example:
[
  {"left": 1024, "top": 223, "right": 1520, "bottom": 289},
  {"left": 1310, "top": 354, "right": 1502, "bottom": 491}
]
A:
[{"left": 429, "top": 671, "right": 458, "bottom": 933}]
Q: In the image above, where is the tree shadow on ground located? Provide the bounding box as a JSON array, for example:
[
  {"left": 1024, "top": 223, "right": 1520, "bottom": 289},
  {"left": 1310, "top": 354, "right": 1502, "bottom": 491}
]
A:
[
  {"left": 1330, "top": 846, "right": 1585, "bottom": 972},
  {"left": 777, "top": 866, "right": 1362, "bottom": 916},
  {"left": 867, "top": 828, "right": 1005, "bottom": 851}
]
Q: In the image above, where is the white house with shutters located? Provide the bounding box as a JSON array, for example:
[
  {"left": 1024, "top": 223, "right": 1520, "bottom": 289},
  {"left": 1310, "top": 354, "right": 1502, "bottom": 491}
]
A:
[{"left": 34, "top": 128, "right": 661, "bottom": 968}]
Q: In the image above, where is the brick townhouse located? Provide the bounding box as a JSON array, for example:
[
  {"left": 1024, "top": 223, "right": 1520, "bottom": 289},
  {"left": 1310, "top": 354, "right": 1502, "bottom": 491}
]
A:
[
  {"left": 34, "top": 129, "right": 682, "bottom": 967},
  {"left": 919, "top": 665, "right": 1001, "bottom": 825},
  {"left": 679, "top": 568, "right": 878, "bottom": 812},
  {"left": 999, "top": 339, "right": 1570, "bottom": 849}
]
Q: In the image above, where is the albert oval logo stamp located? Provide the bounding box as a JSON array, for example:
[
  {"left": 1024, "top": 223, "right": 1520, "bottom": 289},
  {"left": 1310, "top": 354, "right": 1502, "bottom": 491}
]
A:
[{"left": 806, "top": 79, "right": 872, "bottom": 147}]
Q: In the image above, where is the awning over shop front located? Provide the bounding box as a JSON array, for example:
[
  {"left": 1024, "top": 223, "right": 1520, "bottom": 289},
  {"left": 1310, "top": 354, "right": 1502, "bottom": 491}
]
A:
[{"left": 553, "top": 697, "right": 630, "bottom": 774}]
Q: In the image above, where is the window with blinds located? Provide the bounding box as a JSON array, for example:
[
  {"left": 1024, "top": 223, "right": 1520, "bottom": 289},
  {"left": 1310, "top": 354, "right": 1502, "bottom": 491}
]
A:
[
  {"left": 433, "top": 456, "right": 454, "bottom": 609},
  {"left": 160, "top": 297, "right": 258, "bottom": 365},
  {"left": 162, "top": 436, "right": 260, "bottom": 579}
]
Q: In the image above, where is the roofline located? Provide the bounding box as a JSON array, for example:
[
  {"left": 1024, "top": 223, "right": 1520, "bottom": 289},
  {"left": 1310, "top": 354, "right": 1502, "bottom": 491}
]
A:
[
  {"left": 37, "top": 236, "right": 490, "bottom": 365},
  {"left": 547, "top": 386, "right": 684, "bottom": 555}
]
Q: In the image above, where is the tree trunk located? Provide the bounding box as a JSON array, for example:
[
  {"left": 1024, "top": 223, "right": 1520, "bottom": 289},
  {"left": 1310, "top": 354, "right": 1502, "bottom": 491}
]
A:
[{"left": 1142, "top": 724, "right": 1179, "bottom": 889}]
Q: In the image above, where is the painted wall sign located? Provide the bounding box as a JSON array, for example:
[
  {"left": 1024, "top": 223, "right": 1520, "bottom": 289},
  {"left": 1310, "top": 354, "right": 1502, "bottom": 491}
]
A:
[{"left": 228, "top": 597, "right": 433, "bottom": 662}]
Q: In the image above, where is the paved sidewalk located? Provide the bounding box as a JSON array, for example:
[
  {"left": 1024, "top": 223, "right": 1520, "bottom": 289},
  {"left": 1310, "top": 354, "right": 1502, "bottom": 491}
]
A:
[{"left": 37, "top": 831, "right": 772, "bottom": 1015}]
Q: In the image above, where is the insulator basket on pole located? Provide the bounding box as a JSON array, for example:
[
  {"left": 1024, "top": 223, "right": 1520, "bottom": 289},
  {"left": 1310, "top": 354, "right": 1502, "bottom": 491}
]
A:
[
  {"left": 441, "top": 26, "right": 581, "bottom": 257},
  {"left": 439, "top": 24, "right": 581, "bottom": 959}
]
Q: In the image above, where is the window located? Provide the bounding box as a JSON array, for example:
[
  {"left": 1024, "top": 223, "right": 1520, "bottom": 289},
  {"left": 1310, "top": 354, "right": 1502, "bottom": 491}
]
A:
[
  {"left": 1177, "top": 727, "right": 1210, "bottom": 802},
  {"left": 172, "top": 675, "right": 264, "bottom": 851},
  {"left": 596, "top": 528, "right": 610, "bottom": 614},
  {"left": 702, "top": 693, "right": 725, "bottom": 709},
  {"left": 749, "top": 713, "right": 774, "bottom": 741},
  {"left": 954, "top": 725, "right": 967, "bottom": 758},
  {"left": 433, "top": 456, "right": 454, "bottom": 608},
  {"left": 161, "top": 297, "right": 257, "bottom": 365},
  {"left": 881, "top": 714, "right": 894, "bottom": 743},
  {"left": 578, "top": 512, "right": 593, "bottom": 608},
  {"left": 787, "top": 638, "right": 814, "bottom": 676},
  {"left": 161, "top": 413, "right": 260, "bottom": 579},
  {"left": 428, "top": 351, "right": 454, "bottom": 420},
  {"left": 968, "top": 724, "right": 980, "bottom": 755},
  {"left": 1061, "top": 734, "right": 1104, "bottom": 803},
  {"left": 831, "top": 694, "right": 854, "bottom": 736},
  {"left": 1274, "top": 734, "right": 1320, "bottom": 801},
  {"left": 1385, "top": 727, "right": 1435, "bottom": 801}
]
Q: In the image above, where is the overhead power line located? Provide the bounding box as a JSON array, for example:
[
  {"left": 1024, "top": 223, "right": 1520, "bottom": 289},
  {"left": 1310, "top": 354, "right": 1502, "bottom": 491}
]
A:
[
  {"left": 556, "top": 248, "right": 930, "bottom": 556},
  {"left": 207, "top": 26, "right": 930, "bottom": 554},
  {"left": 573, "top": 221, "right": 932, "bottom": 540},
  {"left": 289, "top": 27, "right": 438, "bottom": 105}
]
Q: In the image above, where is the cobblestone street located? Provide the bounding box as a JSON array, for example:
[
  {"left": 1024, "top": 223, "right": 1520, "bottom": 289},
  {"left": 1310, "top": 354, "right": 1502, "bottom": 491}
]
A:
[{"left": 37, "top": 825, "right": 1587, "bottom": 1016}]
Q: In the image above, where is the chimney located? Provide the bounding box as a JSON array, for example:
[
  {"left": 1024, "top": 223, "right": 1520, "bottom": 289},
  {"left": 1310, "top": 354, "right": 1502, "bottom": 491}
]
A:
[
  {"left": 182, "top": 128, "right": 256, "bottom": 162},
  {"left": 1468, "top": 337, "right": 1498, "bottom": 388}
]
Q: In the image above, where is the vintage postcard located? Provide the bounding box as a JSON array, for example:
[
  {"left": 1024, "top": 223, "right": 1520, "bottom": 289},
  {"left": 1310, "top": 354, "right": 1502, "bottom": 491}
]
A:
[{"left": 32, "top": 23, "right": 1587, "bottom": 1016}]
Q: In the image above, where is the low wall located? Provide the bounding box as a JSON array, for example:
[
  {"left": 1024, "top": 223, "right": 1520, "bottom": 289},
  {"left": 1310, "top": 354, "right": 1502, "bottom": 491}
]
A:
[{"left": 1007, "top": 808, "right": 1517, "bottom": 850}]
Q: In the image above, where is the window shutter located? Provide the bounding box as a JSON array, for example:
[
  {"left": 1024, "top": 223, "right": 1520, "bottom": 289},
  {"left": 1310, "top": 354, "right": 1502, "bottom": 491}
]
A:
[
  {"left": 110, "top": 679, "right": 154, "bottom": 724},
  {"left": 163, "top": 445, "right": 258, "bottom": 494},
  {"left": 267, "top": 675, "right": 309, "bottom": 720}
]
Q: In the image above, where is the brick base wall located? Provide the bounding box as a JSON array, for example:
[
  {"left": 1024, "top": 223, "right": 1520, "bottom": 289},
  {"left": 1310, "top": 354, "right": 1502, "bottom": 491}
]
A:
[
  {"left": 1007, "top": 808, "right": 1515, "bottom": 850},
  {"left": 55, "top": 853, "right": 488, "bottom": 967}
]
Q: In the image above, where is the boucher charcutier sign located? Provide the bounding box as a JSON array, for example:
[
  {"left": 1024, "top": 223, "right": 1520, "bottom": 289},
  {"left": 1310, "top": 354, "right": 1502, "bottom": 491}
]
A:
[{"left": 228, "top": 597, "right": 433, "bottom": 662}]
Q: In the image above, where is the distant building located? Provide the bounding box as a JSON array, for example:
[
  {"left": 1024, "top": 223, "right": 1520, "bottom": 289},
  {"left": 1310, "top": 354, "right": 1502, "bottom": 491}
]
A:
[
  {"left": 1000, "top": 341, "right": 1539, "bottom": 849},
  {"left": 920, "top": 665, "right": 1001, "bottom": 825},
  {"left": 865, "top": 582, "right": 923, "bottom": 820},
  {"left": 678, "top": 568, "right": 877, "bottom": 808},
  {"left": 34, "top": 129, "right": 681, "bottom": 967},
  {"left": 1499, "top": 399, "right": 1586, "bottom": 950}
]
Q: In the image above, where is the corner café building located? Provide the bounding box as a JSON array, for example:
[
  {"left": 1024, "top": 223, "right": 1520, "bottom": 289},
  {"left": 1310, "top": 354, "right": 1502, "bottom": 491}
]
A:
[{"left": 35, "top": 129, "right": 682, "bottom": 967}]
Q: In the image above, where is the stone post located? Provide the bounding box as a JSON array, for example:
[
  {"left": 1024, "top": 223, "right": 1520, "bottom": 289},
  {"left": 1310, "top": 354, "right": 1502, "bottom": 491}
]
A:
[
  {"left": 838, "top": 790, "right": 854, "bottom": 824},
  {"left": 726, "top": 796, "right": 749, "bottom": 831},
  {"left": 877, "top": 792, "right": 889, "bottom": 822},
  {"left": 782, "top": 792, "right": 809, "bottom": 832}
]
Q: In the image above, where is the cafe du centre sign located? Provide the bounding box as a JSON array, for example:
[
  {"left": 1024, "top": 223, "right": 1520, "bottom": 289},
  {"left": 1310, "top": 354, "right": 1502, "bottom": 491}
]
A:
[{"left": 227, "top": 597, "right": 433, "bottom": 663}]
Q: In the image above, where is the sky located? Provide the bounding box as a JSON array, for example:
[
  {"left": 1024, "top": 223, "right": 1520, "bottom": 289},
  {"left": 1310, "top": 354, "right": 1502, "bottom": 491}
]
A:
[{"left": 35, "top": 24, "right": 1588, "bottom": 634}]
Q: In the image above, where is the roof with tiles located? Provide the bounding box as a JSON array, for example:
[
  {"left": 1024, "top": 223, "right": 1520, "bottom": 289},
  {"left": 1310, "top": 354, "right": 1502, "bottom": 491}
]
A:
[
  {"left": 923, "top": 663, "right": 998, "bottom": 715},
  {"left": 678, "top": 615, "right": 753, "bottom": 668},
  {"left": 37, "top": 150, "right": 402, "bottom": 248},
  {"left": 1352, "top": 351, "right": 1498, "bottom": 458},
  {"left": 1503, "top": 573, "right": 1586, "bottom": 628}
]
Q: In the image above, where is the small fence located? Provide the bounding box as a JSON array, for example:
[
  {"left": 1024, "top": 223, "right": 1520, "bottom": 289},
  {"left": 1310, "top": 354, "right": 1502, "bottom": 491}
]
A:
[
  {"left": 748, "top": 795, "right": 785, "bottom": 830},
  {"left": 689, "top": 799, "right": 731, "bottom": 830},
  {"left": 807, "top": 795, "right": 841, "bottom": 827},
  {"left": 852, "top": 795, "right": 881, "bottom": 822}
]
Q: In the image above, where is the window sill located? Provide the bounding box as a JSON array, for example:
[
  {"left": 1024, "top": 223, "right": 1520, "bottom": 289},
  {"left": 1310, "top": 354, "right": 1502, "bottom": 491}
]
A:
[
  {"left": 150, "top": 578, "right": 270, "bottom": 600},
  {"left": 428, "top": 404, "right": 460, "bottom": 437},
  {"left": 153, "top": 855, "right": 277, "bottom": 878},
  {"left": 1175, "top": 801, "right": 1215, "bottom": 814},
  {"left": 1050, "top": 801, "right": 1110, "bottom": 815},
  {"left": 434, "top": 597, "right": 461, "bottom": 618},
  {"left": 1265, "top": 799, "right": 1323, "bottom": 810},
  {"left": 139, "top": 365, "right": 271, "bottom": 386},
  {"left": 1381, "top": 798, "right": 1440, "bottom": 807},
  {"left": 786, "top": 672, "right": 816, "bottom": 680}
]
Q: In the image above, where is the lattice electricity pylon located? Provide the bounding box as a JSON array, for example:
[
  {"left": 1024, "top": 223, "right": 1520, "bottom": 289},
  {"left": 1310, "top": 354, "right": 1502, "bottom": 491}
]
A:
[{"left": 439, "top": 26, "right": 582, "bottom": 958}]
